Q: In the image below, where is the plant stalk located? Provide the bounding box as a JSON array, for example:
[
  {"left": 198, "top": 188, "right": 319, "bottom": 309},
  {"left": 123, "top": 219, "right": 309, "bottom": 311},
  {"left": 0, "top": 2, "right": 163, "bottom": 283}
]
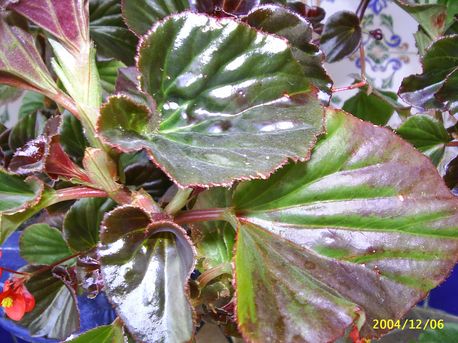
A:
[
  {"left": 165, "top": 188, "right": 193, "bottom": 215},
  {"left": 174, "top": 208, "right": 227, "bottom": 225}
]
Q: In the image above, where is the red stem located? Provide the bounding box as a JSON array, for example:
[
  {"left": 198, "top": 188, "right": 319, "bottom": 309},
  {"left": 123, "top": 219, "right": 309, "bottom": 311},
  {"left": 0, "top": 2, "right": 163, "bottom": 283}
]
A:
[
  {"left": 30, "top": 251, "right": 82, "bottom": 277},
  {"left": 0, "top": 267, "right": 30, "bottom": 276},
  {"left": 174, "top": 208, "right": 227, "bottom": 225},
  {"left": 55, "top": 187, "right": 108, "bottom": 202},
  {"left": 332, "top": 80, "right": 367, "bottom": 93}
]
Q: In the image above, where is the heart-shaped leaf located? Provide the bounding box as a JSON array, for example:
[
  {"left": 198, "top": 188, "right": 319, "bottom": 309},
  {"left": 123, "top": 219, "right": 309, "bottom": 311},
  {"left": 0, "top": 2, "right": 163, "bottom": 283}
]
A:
[
  {"left": 394, "top": 0, "right": 447, "bottom": 39},
  {"left": 396, "top": 115, "right": 451, "bottom": 165},
  {"left": 343, "top": 90, "right": 396, "bottom": 126},
  {"left": 0, "top": 19, "right": 60, "bottom": 98},
  {"left": 90, "top": 0, "right": 137, "bottom": 65},
  {"left": 20, "top": 223, "right": 72, "bottom": 264},
  {"left": 121, "top": 0, "right": 191, "bottom": 36},
  {"left": 4, "top": 0, "right": 88, "bottom": 52},
  {"left": 0, "top": 171, "right": 43, "bottom": 214},
  {"left": 19, "top": 267, "right": 79, "bottom": 340},
  {"left": 98, "top": 13, "right": 324, "bottom": 187},
  {"left": 232, "top": 108, "right": 458, "bottom": 342},
  {"left": 399, "top": 35, "right": 458, "bottom": 112},
  {"left": 99, "top": 206, "right": 195, "bottom": 343},
  {"left": 244, "top": 5, "right": 332, "bottom": 97},
  {"left": 63, "top": 197, "right": 116, "bottom": 252},
  {"left": 320, "top": 11, "right": 361, "bottom": 63}
]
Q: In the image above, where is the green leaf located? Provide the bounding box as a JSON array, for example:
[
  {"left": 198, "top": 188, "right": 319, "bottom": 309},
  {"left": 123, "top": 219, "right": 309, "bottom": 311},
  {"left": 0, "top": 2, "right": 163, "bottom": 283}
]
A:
[
  {"left": 8, "top": 111, "right": 47, "bottom": 150},
  {"left": 0, "top": 171, "right": 43, "bottom": 213},
  {"left": 0, "top": 84, "right": 22, "bottom": 106},
  {"left": 20, "top": 223, "right": 72, "bottom": 265},
  {"left": 90, "top": 0, "right": 138, "bottom": 65},
  {"left": 60, "top": 111, "right": 88, "bottom": 163},
  {"left": 20, "top": 267, "right": 79, "bottom": 340},
  {"left": 121, "top": 0, "right": 191, "bottom": 36},
  {"left": 63, "top": 197, "right": 116, "bottom": 252},
  {"left": 97, "top": 59, "right": 125, "bottom": 96},
  {"left": 397, "top": 115, "right": 451, "bottom": 165},
  {"left": 343, "top": 90, "right": 395, "bottom": 125},
  {"left": 99, "top": 13, "right": 323, "bottom": 187},
  {"left": 18, "top": 92, "right": 45, "bottom": 119},
  {"left": 232, "top": 108, "right": 458, "bottom": 342},
  {"left": 320, "top": 11, "right": 361, "bottom": 63},
  {"left": 244, "top": 4, "right": 332, "bottom": 97},
  {"left": 4, "top": 0, "right": 88, "bottom": 51},
  {"left": 66, "top": 323, "right": 124, "bottom": 343},
  {"left": 399, "top": 35, "right": 458, "bottom": 112},
  {"left": 99, "top": 206, "right": 195, "bottom": 343},
  {"left": 418, "top": 323, "right": 458, "bottom": 342},
  {"left": 192, "top": 188, "right": 235, "bottom": 270},
  {"left": 0, "top": 19, "right": 60, "bottom": 98},
  {"left": 394, "top": 0, "right": 446, "bottom": 39},
  {"left": 0, "top": 187, "right": 57, "bottom": 244}
]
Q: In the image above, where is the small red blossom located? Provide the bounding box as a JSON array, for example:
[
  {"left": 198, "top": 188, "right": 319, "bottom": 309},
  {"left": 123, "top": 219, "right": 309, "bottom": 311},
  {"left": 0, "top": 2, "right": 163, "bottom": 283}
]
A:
[
  {"left": 349, "top": 325, "right": 371, "bottom": 343},
  {"left": 0, "top": 279, "right": 35, "bottom": 321}
]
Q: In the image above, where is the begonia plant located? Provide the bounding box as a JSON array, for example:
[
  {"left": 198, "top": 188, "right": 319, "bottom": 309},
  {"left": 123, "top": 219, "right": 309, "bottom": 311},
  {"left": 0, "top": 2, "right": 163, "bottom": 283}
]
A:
[{"left": 0, "top": 0, "right": 457, "bottom": 342}]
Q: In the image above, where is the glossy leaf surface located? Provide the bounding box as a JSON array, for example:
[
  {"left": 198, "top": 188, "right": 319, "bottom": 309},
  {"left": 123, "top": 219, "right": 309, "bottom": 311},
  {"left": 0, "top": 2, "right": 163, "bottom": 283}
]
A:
[
  {"left": 121, "top": 0, "right": 190, "bottom": 36},
  {"left": 192, "top": 188, "right": 235, "bottom": 270},
  {"left": 233, "top": 108, "right": 458, "bottom": 341},
  {"left": 99, "top": 13, "right": 323, "bottom": 187},
  {"left": 20, "top": 267, "right": 79, "bottom": 340},
  {"left": 399, "top": 35, "right": 458, "bottom": 111},
  {"left": 99, "top": 206, "right": 195, "bottom": 343},
  {"left": 90, "top": 0, "right": 137, "bottom": 64},
  {"left": 0, "top": 171, "right": 43, "bottom": 213},
  {"left": 320, "top": 11, "right": 361, "bottom": 63},
  {"left": 0, "top": 19, "right": 59, "bottom": 97},
  {"left": 343, "top": 90, "right": 396, "bottom": 126},
  {"left": 66, "top": 322, "right": 124, "bottom": 343},
  {"left": 244, "top": 5, "right": 332, "bottom": 97},
  {"left": 397, "top": 115, "right": 451, "bottom": 165},
  {"left": 20, "top": 223, "right": 72, "bottom": 264},
  {"left": 63, "top": 198, "right": 116, "bottom": 252},
  {"left": 5, "top": 0, "right": 88, "bottom": 51},
  {"left": 118, "top": 151, "right": 172, "bottom": 200}
]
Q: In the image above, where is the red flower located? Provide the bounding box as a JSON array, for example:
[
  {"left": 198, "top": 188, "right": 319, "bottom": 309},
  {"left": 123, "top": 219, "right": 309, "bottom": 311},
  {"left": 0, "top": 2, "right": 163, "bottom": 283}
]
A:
[{"left": 0, "top": 279, "right": 35, "bottom": 321}]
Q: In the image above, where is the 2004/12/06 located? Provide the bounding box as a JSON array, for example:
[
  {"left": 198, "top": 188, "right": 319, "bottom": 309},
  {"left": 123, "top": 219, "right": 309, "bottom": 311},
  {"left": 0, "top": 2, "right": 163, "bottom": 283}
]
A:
[{"left": 372, "top": 319, "right": 445, "bottom": 330}]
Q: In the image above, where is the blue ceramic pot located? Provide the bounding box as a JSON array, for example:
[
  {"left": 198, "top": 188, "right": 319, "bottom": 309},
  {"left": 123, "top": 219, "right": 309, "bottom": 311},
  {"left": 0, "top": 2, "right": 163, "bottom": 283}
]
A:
[{"left": 0, "top": 232, "right": 116, "bottom": 343}]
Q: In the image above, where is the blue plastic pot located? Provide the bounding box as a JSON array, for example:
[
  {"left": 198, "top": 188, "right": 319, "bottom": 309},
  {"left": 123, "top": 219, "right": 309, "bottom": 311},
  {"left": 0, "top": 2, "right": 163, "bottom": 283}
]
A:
[{"left": 0, "top": 232, "right": 116, "bottom": 343}]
